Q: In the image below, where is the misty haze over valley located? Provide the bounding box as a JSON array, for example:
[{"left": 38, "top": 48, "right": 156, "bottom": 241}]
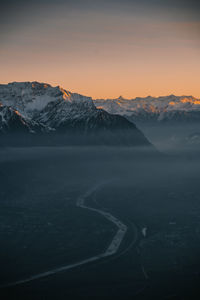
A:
[{"left": 1, "top": 82, "right": 200, "bottom": 299}]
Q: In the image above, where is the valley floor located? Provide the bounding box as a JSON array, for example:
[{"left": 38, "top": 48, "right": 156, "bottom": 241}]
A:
[{"left": 0, "top": 147, "right": 200, "bottom": 299}]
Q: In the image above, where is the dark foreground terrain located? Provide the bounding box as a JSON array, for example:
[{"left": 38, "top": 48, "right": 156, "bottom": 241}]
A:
[{"left": 0, "top": 146, "right": 200, "bottom": 299}]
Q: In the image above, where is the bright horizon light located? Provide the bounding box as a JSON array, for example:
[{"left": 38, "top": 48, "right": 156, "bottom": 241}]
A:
[{"left": 0, "top": 0, "right": 200, "bottom": 99}]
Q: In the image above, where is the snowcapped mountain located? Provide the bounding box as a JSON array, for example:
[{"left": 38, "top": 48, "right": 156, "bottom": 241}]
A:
[
  {"left": 0, "top": 82, "right": 94, "bottom": 127},
  {"left": 0, "top": 82, "right": 150, "bottom": 146},
  {"left": 93, "top": 95, "right": 200, "bottom": 123}
]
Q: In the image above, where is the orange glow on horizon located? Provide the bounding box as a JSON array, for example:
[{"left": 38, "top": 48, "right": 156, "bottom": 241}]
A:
[{"left": 1, "top": 13, "right": 200, "bottom": 99}]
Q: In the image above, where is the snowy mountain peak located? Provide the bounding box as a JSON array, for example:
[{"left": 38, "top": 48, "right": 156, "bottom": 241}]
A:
[
  {"left": 0, "top": 81, "right": 98, "bottom": 134},
  {"left": 117, "top": 96, "right": 125, "bottom": 101},
  {"left": 0, "top": 82, "right": 94, "bottom": 118}
]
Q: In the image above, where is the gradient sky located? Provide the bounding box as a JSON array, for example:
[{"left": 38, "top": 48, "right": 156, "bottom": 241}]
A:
[{"left": 0, "top": 0, "right": 200, "bottom": 98}]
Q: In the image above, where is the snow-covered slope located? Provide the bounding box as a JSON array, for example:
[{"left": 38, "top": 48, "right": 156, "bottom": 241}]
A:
[
  {"left": 0, "top": 82, "right": 150, "bottom": 146},
  {"left": 0, "top": 81, "right": 101, "bottom": 132},
  {"left": 0, "top": 82, "right": 93, "bottom": 118},
  {"left": 94, "top": 95, "right": 200, "bottom": 122}
]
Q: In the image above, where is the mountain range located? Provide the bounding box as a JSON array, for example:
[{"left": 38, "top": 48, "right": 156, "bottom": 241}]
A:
[
  {"left": 0, "top": 82, "right": 149, "bottom": 147},
  {"left": 94, "top": 95, "right": 200, "bottom": 123}
]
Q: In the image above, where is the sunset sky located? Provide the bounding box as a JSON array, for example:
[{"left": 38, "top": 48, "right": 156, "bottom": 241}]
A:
[{"left": 1, "top": 0, "right": 200, "bottom": 99}]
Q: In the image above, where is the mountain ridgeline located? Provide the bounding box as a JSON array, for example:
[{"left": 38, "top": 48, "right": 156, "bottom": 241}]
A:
[
  {"left": 93, "top": 95, "right": 200, "bottom": 152},
  {"left": 0, "top": 82, "right": 150, "bottom": 147},
  {"left": 94, "top": 95, "right": 200, "bottom": 124}
]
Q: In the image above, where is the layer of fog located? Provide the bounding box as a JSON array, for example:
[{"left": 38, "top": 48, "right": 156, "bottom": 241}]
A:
[
  {"left": 1, "top": 146, "right": 199, "bottom": 188},
  {"left": 137, "top": 122, "right": 200, "bottom": 155}
]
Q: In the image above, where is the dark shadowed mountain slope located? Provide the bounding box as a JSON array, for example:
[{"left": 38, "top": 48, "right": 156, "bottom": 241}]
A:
[{"left": 0, "top": 105, "right": 32, "bottom": 133}]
